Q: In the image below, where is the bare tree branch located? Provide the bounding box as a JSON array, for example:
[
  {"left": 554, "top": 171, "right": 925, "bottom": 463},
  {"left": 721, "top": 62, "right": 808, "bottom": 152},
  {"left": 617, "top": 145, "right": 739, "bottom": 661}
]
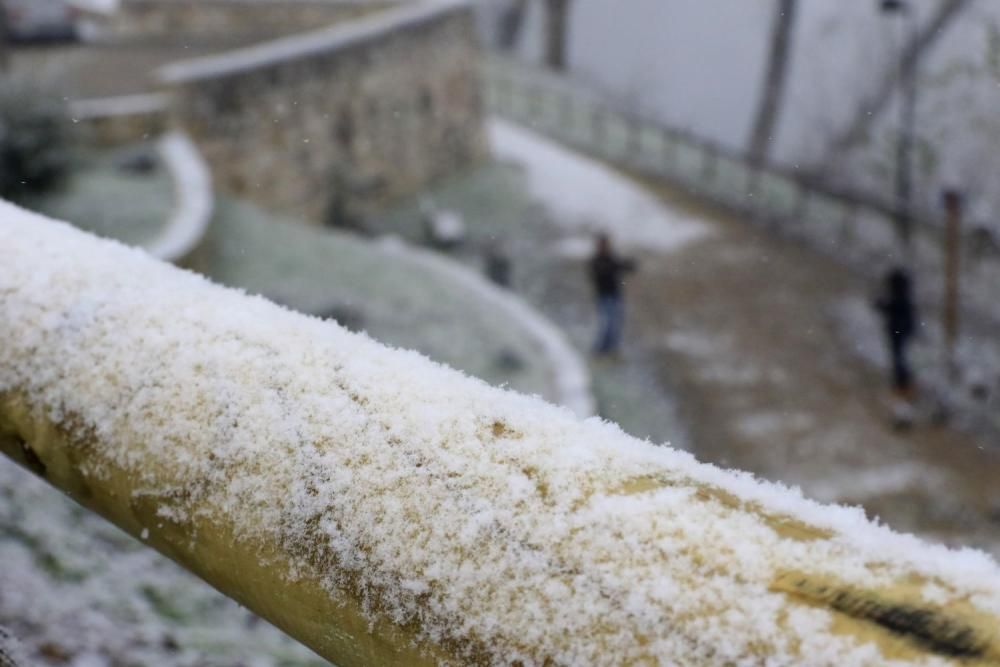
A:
[
  {"left": 748, "top": 0, "right": 799, "bottom": 164},
  {"left": 497, "top": 0, "right": 527, "bottom": 51},
  {"left": 828, "top": 0, "right": 973, "bottom": 157},
  {"left": 544, "top": 0, "right": 572, "bottom": 71}
]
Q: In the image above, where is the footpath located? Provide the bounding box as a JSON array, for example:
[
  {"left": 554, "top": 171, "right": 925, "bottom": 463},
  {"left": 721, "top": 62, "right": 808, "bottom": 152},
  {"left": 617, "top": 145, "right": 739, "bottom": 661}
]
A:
[
  {"left": 626, "top": 177, "right": 1000, "bottom": 556},
  {"left": 489, "top": 116, "right": 1000, "bottom": 556}
]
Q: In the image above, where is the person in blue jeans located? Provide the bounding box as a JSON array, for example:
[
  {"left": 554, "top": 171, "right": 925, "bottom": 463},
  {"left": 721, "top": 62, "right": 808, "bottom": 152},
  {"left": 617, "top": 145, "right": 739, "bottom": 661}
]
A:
[{"left": 589, "top": 234, "right": 636, "bottom": 356}]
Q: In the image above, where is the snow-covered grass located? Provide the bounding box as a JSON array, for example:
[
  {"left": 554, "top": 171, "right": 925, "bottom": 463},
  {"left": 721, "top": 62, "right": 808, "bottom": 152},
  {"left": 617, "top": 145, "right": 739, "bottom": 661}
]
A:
[
  {"left": 26, "top": 144, "right": 173, "bottom": 248},
  {"left": 0, "top": 460, "right": 328, "bottom": 667},
  {"left": 198, "top": 197, "right": 557, "bottom": 402},
  {"left": 375, "top": 237, "right": 593, "bottom": 416}
]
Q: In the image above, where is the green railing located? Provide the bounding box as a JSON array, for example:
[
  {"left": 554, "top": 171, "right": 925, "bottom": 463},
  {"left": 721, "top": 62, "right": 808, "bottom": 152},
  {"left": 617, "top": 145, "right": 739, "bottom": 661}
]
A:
[{"left": 481, "top": 56, "right": 936, "bottom": 270}]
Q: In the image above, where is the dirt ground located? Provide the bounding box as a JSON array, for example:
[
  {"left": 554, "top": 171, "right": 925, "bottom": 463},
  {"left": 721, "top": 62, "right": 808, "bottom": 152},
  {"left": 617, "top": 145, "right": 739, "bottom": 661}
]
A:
[{"left": 626, "top": 179, "right": 1000, "bottom": 556}]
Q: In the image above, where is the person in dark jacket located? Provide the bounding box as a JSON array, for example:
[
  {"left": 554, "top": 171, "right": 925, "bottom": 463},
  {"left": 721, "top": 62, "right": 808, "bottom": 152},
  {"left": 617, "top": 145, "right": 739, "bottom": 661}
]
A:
[
  {"left": 590, "top": 233, "right": 636, "bottom": 355},
  {"left": 875, "top": 266, "right": 917, "bottom": 400}
]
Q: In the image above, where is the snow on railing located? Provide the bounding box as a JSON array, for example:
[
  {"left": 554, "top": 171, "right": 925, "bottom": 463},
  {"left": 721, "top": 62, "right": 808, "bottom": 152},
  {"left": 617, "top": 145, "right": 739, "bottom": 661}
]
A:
[
  {"left": 2, "top": 204, "right": 1000, "bottom": 665},
  {"left": 157, "top": 0, "right": 471, "bottom": 84},
  {"left": 146, "top": 131, "right": 214, "bottom": 263}
]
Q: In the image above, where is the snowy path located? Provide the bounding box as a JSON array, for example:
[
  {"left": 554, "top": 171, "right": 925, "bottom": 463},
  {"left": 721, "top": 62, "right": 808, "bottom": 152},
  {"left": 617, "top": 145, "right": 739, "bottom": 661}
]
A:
[
  {"left": 488, "top": 118, "right": 710, "bottom": 256},
  {"left": 492, "top": 116, "right": 1000, "bottom": 556},
  {"left": 628, "top": 184, "right": 1000, "bottom": 556}
]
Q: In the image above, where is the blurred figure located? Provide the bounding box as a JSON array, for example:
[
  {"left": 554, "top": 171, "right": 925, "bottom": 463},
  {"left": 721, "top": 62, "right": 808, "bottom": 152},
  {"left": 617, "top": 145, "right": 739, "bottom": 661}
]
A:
[
  {"left": 874, "top": 266, "right": 917, "bottom": 425},
  {"left": 420, "top": 198, "right": 466, "bottom": 250},
  {"left": 589, "top": 233, "right": 635, "bottom": 356},
  {"left": 484, "top": 239, "right": 512, "bottom": 287}
]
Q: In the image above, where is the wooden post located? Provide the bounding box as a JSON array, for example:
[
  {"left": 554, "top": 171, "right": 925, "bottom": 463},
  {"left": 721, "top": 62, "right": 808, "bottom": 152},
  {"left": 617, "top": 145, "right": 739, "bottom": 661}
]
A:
[{"left": 942, "top": 189, "right": 962, "bottom": 381}]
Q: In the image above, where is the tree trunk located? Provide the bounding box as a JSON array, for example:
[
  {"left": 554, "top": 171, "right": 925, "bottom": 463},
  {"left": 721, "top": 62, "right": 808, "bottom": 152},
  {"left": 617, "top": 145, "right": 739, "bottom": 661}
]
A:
[
  {"left": 0, "top": 4, "right": 9, "bottom": 73},
  {"left": 747, "top": 0, "right": 798, "bottom": 165},
  {"left": 497, "top": 0, "right": 527, "bottom": 52},
  {"left": 828, "top": 0, "right": 972, "bottom": 157},
  {"left": 544, "top": 0, "right": 572, "bottom": 71}
]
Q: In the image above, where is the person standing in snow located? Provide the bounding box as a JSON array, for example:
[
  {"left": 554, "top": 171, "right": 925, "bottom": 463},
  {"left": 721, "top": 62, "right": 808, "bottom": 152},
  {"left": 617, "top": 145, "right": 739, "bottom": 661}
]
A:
[
  {"left": 874, "top": 266, "right": 918, "bottom": 422},
  {"left": 589, "top": 233, "right": 636, "bottom": 356}
]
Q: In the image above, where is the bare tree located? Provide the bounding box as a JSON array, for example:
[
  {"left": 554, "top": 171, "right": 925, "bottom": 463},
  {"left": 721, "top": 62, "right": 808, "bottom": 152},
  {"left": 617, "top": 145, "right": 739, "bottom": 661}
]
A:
[
  {"left": 828, "top": 0, "right": 972, "bottom": 157},
  {"left": 497, "top": 0, "right": 527, "bottom": 52},
  {"left": 544, "top": 0, "right": 572, "bottom": 71},
  {"left": 0, "top": 2, "right": 8, "bottom": 73},
  {"left": 748, "top": 0, "right": 799, "bottom": 164}
]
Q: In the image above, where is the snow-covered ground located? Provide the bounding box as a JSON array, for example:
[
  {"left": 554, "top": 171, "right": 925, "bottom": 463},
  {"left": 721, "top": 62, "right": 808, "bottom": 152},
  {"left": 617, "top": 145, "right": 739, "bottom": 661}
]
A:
[
  {"left": 199, "top": 197, "right": 574, "bottom": 406},
  {"left": 28, "top": 144, "right": 174, "bottom": 249},
  {"left": 488, "top": 118, "right": 711, "bottom": 256},
  {"left": 0, "top": 461, "right": 327, "bottom": 667}
]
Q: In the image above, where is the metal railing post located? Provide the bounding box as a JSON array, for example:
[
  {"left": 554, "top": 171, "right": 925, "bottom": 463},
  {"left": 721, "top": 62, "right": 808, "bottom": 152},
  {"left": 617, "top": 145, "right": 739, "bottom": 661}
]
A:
[
  {"left": 661, "top": 127, "right": 675, "bottom": 175},
  {"left": 628, "top": 115, "right": 642, "bottom": 158},
  {"left": 591, "top": 108, "right": 606, "bottom": 156},
  {"left": 700, "top": 142, "right": 718, "bottom": 193}
]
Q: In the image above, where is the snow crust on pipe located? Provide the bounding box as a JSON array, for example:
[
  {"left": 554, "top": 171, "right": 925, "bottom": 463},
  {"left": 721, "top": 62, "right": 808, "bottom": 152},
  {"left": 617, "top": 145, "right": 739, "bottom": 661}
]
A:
[
  {"left": 2, "top": 202, "right": 1000, "bottom": 665},
  {"left": 156, "top": 0, "right": 472, "bottom": 85},
  {"left": 146, "top": 132, "right": 214, "bottom": 263}
]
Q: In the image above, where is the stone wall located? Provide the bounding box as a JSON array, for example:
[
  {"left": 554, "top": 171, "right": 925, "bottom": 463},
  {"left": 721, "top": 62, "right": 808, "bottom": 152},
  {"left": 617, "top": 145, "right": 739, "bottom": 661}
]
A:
[
  {"left": 102, "top": 0, "right": 394, "bottom": 46},
  {"left": 160, "top": 1, "right": 485, "bottom": 225},
  {"left": 71, "top": 94, "right": 170, "bottom": 146}
]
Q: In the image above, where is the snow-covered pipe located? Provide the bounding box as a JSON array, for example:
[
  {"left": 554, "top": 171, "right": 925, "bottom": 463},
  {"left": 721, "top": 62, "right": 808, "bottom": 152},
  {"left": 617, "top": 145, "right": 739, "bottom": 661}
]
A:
[{"left": 2, "top": 203, "right": 1000, "bottom": 665}]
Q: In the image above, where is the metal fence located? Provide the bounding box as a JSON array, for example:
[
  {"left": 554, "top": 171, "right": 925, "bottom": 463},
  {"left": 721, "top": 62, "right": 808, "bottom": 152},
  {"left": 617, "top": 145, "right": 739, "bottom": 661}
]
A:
[{"left": 481, "top": 56, "right": 942, "bottom": 271}]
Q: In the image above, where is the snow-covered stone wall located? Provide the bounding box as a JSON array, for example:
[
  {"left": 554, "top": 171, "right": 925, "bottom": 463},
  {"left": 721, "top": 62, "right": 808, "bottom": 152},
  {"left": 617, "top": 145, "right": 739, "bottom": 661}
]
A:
[
  {"left": 99, "top": 0, "right": 392, "bottom": 46},
  {"left": 157, "top": 0, "right": 486, "bottom": 225},
  {"left": 70, "top": 93, "right": 170, "bottom": 146}
]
